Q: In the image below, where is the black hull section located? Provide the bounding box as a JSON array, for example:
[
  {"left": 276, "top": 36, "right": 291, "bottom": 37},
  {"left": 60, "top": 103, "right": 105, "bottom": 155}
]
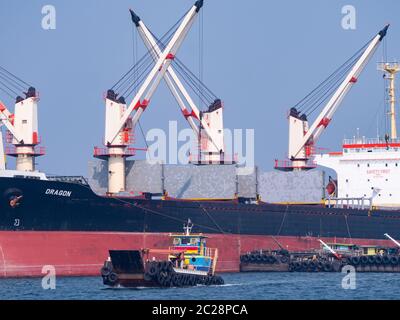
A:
[{"left": 1, "top": 177, "right": 400, "bottom": 240}]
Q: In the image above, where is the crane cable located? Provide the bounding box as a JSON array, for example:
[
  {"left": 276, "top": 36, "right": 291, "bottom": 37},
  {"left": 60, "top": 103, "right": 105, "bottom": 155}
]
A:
[{"left": 293, "top": 38, "right": 372, "bottom": 118}]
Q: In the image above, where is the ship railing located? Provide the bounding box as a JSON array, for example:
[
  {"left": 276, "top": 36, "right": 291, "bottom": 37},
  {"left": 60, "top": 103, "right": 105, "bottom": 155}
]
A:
[
  {"left": 343, "top": 137, "right": 400, "bottom": 145},
  {"left": 47, "top": 175, "right": 89, "bottom": 185},
  {"left": 326, "top": 196, "right": 372, "bottom": 210}
]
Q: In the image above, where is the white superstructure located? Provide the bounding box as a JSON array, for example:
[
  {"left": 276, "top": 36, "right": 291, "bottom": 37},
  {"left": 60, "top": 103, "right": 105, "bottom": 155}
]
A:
[{"left": 315, "top": 137, "right": 400, "bottom": 207}]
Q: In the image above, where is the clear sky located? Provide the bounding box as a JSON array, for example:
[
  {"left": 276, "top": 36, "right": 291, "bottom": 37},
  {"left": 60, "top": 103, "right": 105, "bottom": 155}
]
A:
[{"left": 0, "top": 0, "right": 399, "bottom": 176}]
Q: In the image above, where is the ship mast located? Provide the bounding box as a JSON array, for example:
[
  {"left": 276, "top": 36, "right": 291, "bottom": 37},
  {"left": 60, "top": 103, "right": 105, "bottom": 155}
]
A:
[{"left": 378, "top": 62, "right": 399, "bottom": 140}]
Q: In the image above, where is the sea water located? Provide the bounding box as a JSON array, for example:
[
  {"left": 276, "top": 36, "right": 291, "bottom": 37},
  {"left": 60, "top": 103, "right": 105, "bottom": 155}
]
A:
[{"left": 0, "top": 272, "right": 399, "bottom": 300}]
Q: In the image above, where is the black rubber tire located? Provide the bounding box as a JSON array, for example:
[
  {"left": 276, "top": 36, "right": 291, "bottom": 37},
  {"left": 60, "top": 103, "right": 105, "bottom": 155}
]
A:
[
  {"left": 280, "top": 256, "right": 289, "bottom": 264},
  {"left": 360, "top": 255, "right": 369, "bottom": 265},
  {"left": 186, "top": 276, "right": 193, "bottom": 286},
  {"left": 310, "top": 260, "right": 318, "bottom": 270},
  {"left": 177, "top": 274, "right": 185, "bottom": 287},
  {"left": 144, "top": 272, "right": 152, "bottom": 282},
  {"left": 301, "top": 261, "right": 309, "bottom": 271},
  {"left": 288, "top": 262, "right": 295, "bottom": 272},
  {"left": 255, "top": 254, "right": 262, "bottom": 263},
  {"left": 100, "top": 266, "right": 112, "bottom": 277},
  {"left": 148, "top": 263, "right": 158, "bottom": 277},
  {"left": 160, "top": 261, "right": 169, "bottom": 271},
  {"left": 241, "top": 255, "right": 250, "bottom": 263},
  {"left": 390, "top": 256, "right": 398, "bottom": 265},
  {"left": 211, "top": 276, "right": 218, "bottom": 286},
  {"left": 101, "top": 266, "right": 112, "bottom": 277},
  {"left": 368, "top": 255, "right": 376, "bottom": 265},
  {"left": 249, "top": 254, "right": 257, "bottom": 263},
  {"left": 375, "top": 255, "right": 383, "bottom": 265},
  {"left": 184, "top": 275, "right": 191, "bottom": 286},
  {"left": 164, "top": 275, "right": 173, "bottom": 287},
  {"left": 383, "top": 255, "right": 391, "bottom": 265},
  {"left": 351, "top": 256, "right": 360, "bottom": 266},
  {"left": 294, "top": 262, "right": 302, "bottom": 272},
  {"left": 317, "top": 261, "right": 324, "bottom": 271},
  {"left": 108, "top": 272, "right": 118, "bottom": 284},
  {"left": 157, "top": 271, "right": 168, "bottom": 286},
  {"left": 261, "top": 254, "right": 269, "bottom": 263},
  {"left": 172, "top": 273, "right": 180, "bottom": 287},
  {"left": 200, "top": 276, "right": 207, "bottom": 285},
  {"left": 268, "top": 256, "right": 277, "bottom": 264},
  {"left": 323, "top": 263, "right": 333, "bottom": 272}
]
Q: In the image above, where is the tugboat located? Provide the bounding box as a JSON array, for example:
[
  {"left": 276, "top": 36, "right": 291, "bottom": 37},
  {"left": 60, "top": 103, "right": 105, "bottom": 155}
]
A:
[{"left": 101, "top": 220, "right": 224, "bottom": 288}]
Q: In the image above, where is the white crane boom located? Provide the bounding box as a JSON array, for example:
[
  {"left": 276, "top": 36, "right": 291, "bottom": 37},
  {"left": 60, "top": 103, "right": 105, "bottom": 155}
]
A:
[
  {"left": 0, "top": 100, "right": 23, "bottom": 143},
  {"left": 319, "top": 239, "right": 340, "bottom": 259},
  {"left": 384, "top": 233, "right": 400, "bottom": 248},
  {"left": 290, "top": 25, "right": 389, "bottom": 160},
  {"left": 129, "top": 9, "right": 224, "bottom": 152},
  {"left": 106, "top": 0, "right": 203, "bottom": 145}
]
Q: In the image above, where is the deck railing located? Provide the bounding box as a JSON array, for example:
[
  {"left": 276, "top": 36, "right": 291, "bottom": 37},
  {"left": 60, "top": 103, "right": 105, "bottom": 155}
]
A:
[{"left": 326, "top": 196, "right": 372, "bottom": 210}]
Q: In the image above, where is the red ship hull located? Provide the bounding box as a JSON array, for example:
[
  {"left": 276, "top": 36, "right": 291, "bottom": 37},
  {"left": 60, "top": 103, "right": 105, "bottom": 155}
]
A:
[{"left": 0, "top": 231, "right": 395, "bottom": 278}]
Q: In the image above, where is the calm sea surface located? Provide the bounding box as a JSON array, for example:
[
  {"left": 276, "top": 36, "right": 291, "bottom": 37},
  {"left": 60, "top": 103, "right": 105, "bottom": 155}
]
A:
[{"left": 0, "top": 272, "right": 399, "bottom": 300}]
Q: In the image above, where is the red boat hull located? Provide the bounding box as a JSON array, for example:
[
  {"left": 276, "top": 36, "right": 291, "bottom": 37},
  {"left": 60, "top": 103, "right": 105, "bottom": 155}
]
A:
[{"left": 0, "top": 231, "right": 395, "bottom": 278}]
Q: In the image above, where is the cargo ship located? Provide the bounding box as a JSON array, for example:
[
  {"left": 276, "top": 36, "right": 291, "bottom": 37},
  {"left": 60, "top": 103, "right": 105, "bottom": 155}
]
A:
[{"left": 0, "top": 1, "right": 399, "bottom": 278}]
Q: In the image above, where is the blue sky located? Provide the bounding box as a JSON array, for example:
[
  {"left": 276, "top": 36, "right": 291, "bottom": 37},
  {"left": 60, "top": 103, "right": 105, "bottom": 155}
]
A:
[{"left": 0, "top": 0, "right": 399, "bottom": 176}]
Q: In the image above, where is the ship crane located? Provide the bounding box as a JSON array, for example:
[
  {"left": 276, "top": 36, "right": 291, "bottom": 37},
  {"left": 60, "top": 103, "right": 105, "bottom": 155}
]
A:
[
  {"left": 0, "top": 75, "right": 44, "bottom": 172},
  {"left": 128, "top": 8, "right": 225, "bottom": 165},
  {"left": 276, "top": 25, "right": 389, "bottom": 171},
  {"left": 96, "top": 1, "right": 204, "bottom": 194}
]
